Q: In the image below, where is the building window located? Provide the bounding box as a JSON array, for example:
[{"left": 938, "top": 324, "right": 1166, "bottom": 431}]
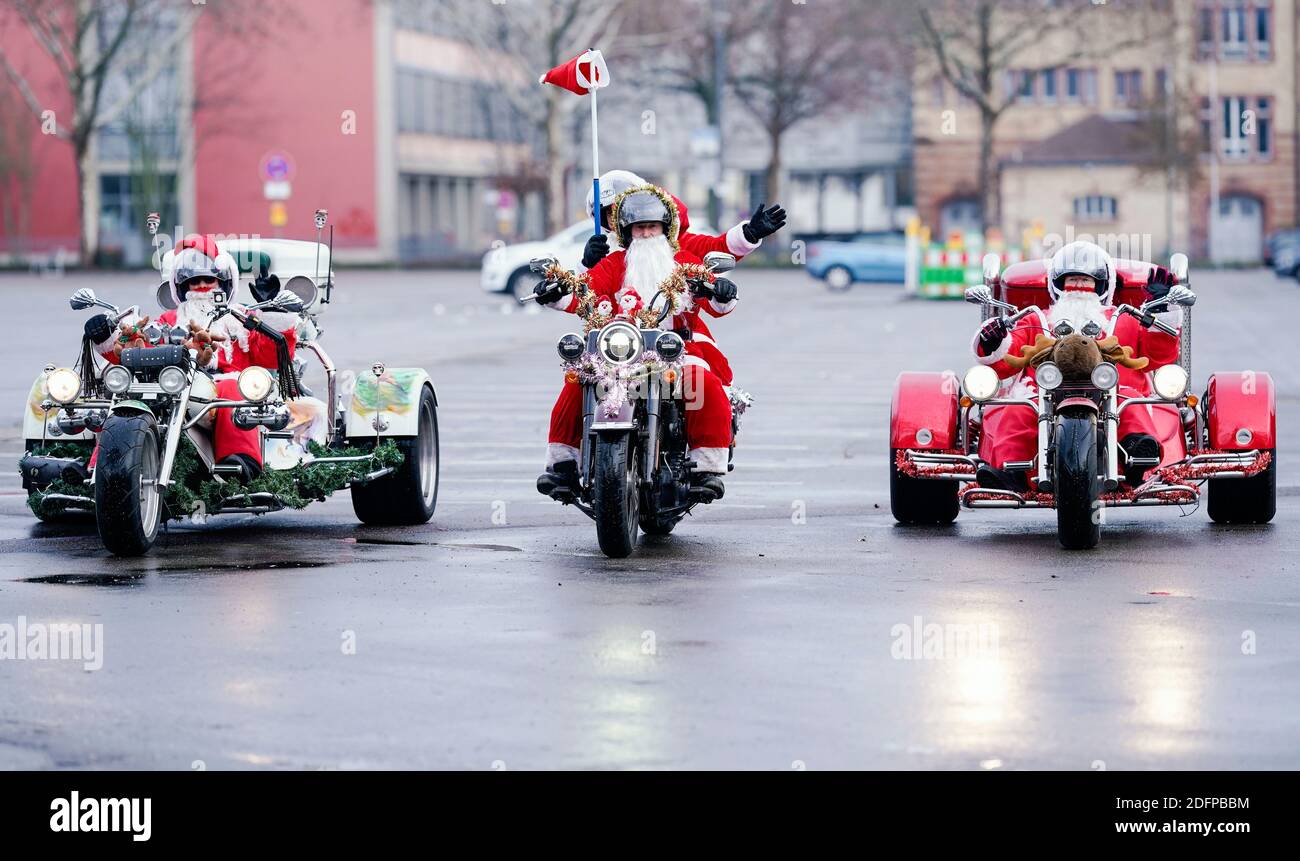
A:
[
  {"left": 1197, "top": 1, "right": 1272, "bottom": 61},
  {"left": 1041, "top": 67, "right": 1057, "bottom": 103},
  {"left": 1064, "top": 68, "right": 1097, "bottom": 105},
  {"left": 1073, "top": 195, "right": 1118, "bottom": 223},
  {"left": 1201, "top": 94, "right": 1272, "bottom": 160},
  {"left": 1114, "top": 70, "right": 1142, "bottom": 107}
]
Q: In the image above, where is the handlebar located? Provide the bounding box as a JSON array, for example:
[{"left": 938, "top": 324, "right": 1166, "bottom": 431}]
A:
[{"left": 1115, "top": 303, "right": 1179, "bottom": 337}]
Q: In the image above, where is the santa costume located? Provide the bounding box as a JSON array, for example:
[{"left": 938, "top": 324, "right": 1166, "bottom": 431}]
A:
[
  {"left": 542, "top": 185, "right": 736, "bottom": 480},
  {"left": 973, "top": 241, "right": 1181, "bottom": 483},
  {"left": 87, "top": 234, "right": 300, "bottom": 478}
]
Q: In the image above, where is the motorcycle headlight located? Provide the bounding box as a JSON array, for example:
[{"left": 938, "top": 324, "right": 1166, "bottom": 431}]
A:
[
  {"left": 962, "top": 365, "right": 999, "bottom": 402},
  {"left": 1091, "top": 362, "right": 1119, "bottom": 391},
  {"left": 556, "top": 332, "right": 585, "bottom": 362},
  {"left": 45, "top": 367, "right": 82, "bottom": 404},
  {"left": 1037, "top": 361, "right": 1064, "bottom": 391},
  {"left": 158, "top": 365, "right": 188, "bottom": 395},
  {"left": 655, "top": 331, "right": 685, "bottom": 361},
  {"left": 1152, "top": 364, "right": 1188, "bottom": 400},
  {"left": 598, "top": 322, "right": 642, "bottom": 365},
  {"left": 102, "top": 365, "right": 133, "bottom": 394},
  {"left": 237, "top": 366, "right": 274, "bottom": 402}
]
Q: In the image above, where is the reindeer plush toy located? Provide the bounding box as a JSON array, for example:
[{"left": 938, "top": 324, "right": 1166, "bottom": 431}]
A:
[{"left": 1003, "top": 332, "right": 1149, "bottom": 380}]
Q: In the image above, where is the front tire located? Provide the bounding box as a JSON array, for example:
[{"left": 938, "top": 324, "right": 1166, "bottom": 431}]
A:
[
  {"left": 351, "top": 385, "right": 440, "bottom": 525},
  {"left": 889, "top": 447, "right": 958, "bottom": 524},
  {"left": 1053, "top": 410, "right": 1101, "bottom": 550},
  {"left": 93, "top": 413, "right": 162, "bottom": 556},
  {"left": 1207, "top": 449, "right": 1276, "bottom": 524},
  {"left": 593, "top": 434, "right": 639, "bottom": 558}
]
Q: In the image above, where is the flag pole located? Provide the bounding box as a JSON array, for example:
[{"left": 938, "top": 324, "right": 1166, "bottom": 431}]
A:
[{"left": 590, "top": 54, "right": 601, "bottom": 236}]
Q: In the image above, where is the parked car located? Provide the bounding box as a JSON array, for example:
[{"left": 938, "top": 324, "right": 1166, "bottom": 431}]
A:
[
  {"left": 481, "top": 219, "right": 718, "bottom": 296},
  {"left": 804, "top": 232, "right": 907, "bottom": 291},
  {"left": 1269, "top": 233, "right": 1300, "bottom": 278},
  {"left": 1265, "top": 228, "right": 1300, "bottom": 268}
]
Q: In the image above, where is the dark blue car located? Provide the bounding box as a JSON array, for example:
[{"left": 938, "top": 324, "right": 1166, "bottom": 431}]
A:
[{"left": 804, "top": 232, "right": 907, "bottom": 291}]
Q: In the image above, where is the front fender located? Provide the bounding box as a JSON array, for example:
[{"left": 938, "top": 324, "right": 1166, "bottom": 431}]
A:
[
  {"left": 109, "top": 400, "right": 154, "bottom": 417},
  {"left": 890, "top": 371, "right": 959, "bottom": 449},
  {"left": 344, "top": 367, "right": 435, "bottom": 438},
  {"left": 1206, "top": 372, "right": 1275, "bottom": 450}
]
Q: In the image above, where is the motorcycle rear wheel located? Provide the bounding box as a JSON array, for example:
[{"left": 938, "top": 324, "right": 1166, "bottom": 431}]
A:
[
  {"left": 94, "top": 413, "right": 162, "bottom": 556},
  {"left": 889, "top": 447, "right": 958, "bottom": 524},
  {"left": 593, "top": 434, "right": 639, "bottom": 558},
  {"left": 1207, "top": 448, "right": 1276, "bottom": 524},
  {"left": 351, "top": 385, "right": 440, "bottom": 525}
]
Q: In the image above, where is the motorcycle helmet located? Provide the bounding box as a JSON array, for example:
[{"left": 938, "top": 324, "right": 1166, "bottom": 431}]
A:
[
  {"left": 585, "top": 169, "right": 647, "bottom": 230},
  {"left": 615, "top": 190, "right": 671, "bottom": 248},
  {"left": 170, "top": 235, "right": 233, "bottom": 305},
  {"left": 1047, "top": 240, "right": 1115, "bottom": 304}
]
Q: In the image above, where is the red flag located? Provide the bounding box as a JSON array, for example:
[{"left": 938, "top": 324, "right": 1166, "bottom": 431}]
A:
[{"left": 539, "top": 49, "right": 609, "bottom": 95}]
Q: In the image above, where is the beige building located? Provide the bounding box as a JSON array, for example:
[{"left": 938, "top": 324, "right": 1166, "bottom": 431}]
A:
[{"left": 913, "top": 0, "right": 1297, "bottom": 263}]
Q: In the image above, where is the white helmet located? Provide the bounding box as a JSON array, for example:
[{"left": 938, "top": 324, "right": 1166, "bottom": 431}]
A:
[
  {"left": 1047, "top": 241, "right": 1116, "bottom": 304},
  {"left": 586, "top": 169, "right": 647, "bottom": 221}
]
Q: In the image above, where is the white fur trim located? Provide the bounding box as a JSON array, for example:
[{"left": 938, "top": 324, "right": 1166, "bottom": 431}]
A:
[
  {"left": 255, "top": 310, "right": 299, "bottom": 332},
  {"left": 689, "top": 447, "right": 729, "bottom": 474},
  {"left": 546, "top": 443, "right": 579, "bottom": 469},
  {"left": 726, "top": 222, "right": 761, "bottom": 256},
  {"left": 682, "top": 355, "right": 712, "bottom": 372},
  {"left": 971, "top": 327, "right": 1011, "bottom": 365},
  {"left": 709, "top": 297, "right": 738, "bottom": 315},
  {"left": 691, "top": 332, "right": 718, "bottom": 347},
  {"left": 544, "top": 291, "right": 579, "bottom": 313},
  {"left": 1154, "top": 307, "right": 1182, "bottom": 330}
]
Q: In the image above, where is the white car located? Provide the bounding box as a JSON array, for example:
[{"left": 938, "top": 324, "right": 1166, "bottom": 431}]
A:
[
  {"left": 481, "top": 221, "right": 591, "bottom": 295},
  {"left": 480, "top": 218, "right": 718, "bottom": 295}
]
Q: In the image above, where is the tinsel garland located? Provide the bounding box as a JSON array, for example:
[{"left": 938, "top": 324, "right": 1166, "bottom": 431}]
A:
[
  {"left": 562, "top": 349, "right": 683, "bottom": 419},
  {"left": 26, "top": 437, "right": 404, "bottom": 519},
  {"left": 893, "top": 449, "right": 975, "bottom": 478}
]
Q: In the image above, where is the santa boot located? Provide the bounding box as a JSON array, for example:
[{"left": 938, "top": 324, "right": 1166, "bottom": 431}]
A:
[
  {"left": 1121, "top": 433, "right": 1161, "bottom": 486},
  {"left": 537, "top": 459, "right": 580, "bottom": 500}
]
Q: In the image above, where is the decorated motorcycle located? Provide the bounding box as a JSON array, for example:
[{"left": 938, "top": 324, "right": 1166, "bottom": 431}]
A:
[
  {"left": 891, "top": 252, "right": 1275, "bottom": 549},
  {"left": 19, "top": 217, "right": 439, "bottom": 556},
  {"left": 522, "top": 251, "right": 751, "bottom": 558}
]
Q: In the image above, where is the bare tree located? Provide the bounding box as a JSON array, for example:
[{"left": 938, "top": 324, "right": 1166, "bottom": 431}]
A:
[
  {"left": 725, "top": 0, "right": 902, "bottom": 205},
  {"left": 0, "top": 85, "right": 36, "bottom": 260},
  {"left": 915, "top": 0, "right": 1165, "bottom": 229},
  {"left": 436, "top": 0, "right": 632, "bottom": 234}
]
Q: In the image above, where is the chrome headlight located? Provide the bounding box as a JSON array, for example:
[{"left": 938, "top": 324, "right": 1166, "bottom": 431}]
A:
[
  {"left": 598, "top": 322, "right": 642, "bottom": 365},
  {"left": 102, "top": 365, "right": 133, "bottom": 394},
  {"left": 556, "top": 332, "right": 585, "bottom": 362},
  {"left": 1152, "top": 364, "right": 1188, "bottom": 401},
  {"left": 1091, "top": 362, "right": 1119, "bottom": 391},
  {"left": 962, "top": 365, "right": 1000, "bottom": 402},
  {"left": 45, "top": 367, "right": 82, "bottom": 404},
  {"left": 1036, "top": 361, "right": 1063, "bottom": 391},
  {"left": 237, "top": 366, "right": 274, "bottom": 402},
  {"left": 655, "top": 331, "right": 685, "bottom": 361},
  {"left": 157, "top": 365, "right": 188, "bottom": 395}
]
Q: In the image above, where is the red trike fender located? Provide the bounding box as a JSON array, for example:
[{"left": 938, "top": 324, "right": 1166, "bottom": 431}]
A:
[
  {"left": 890, "top": 372, "right": 960, "bottom": 449},
  {"left": 1206, "top": 371, "right": 1276, "bottom": 450}
]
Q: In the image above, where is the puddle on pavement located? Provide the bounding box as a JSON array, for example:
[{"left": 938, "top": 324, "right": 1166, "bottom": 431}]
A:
[
  {"left": 352, "top": 537, "right": 521, "bottom": 552},
  {"left": 22, "top": 560, "right": 333, "bottom": 585},
  {"left": 21, "top": 573, "right": 145, "bottom": 587}
]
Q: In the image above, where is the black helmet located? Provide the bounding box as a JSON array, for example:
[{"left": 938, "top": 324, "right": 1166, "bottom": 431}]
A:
[
  {"left": 616, "top": 190, "right": 670, "bottom": 247},
  {"left": 173, "top": 246, "right": 225, "bottom": 303},
  {"left": 1047, "top": 241, "right": 1115, "bottom": 304}
]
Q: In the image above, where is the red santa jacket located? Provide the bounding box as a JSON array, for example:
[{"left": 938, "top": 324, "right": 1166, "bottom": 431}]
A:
[
  {"left": 974, "top": 305, "right": 1179, "bottom": 395},
  {"left": 673, "top": 197, "right": 764, "bottom": 262}
]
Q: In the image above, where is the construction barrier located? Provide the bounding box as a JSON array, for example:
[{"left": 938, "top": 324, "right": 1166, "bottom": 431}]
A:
[{"left": 904, "top": 218, "right": 1035, "bottom": 300}]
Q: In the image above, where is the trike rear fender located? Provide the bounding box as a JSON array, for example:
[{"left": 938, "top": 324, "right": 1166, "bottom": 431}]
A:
[
  {"left": 1206, "top": 372, "right": 1275, "bottom": 450},
  {"left": 890, "top": 372, "right": 959, "bottom": 449}
]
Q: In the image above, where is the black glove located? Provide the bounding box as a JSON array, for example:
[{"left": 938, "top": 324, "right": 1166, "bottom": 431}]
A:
[
  {"left": 710, "top": 277, "right": 738, "bottom": 304},
  {"left": 83, "top": 313, "right": 114, "bottom": 344},
  {"left": 977, "top": 317, "right": 1009, "bottom": 355},
  {"left": 250, "top": 273, "right": 281, "bottom": 303},
  {"left": 741, "top": 202, "right": 787, "bottom": 243},
  {"left": 532, "top": 281, "right": 567, "bottom": 306},
  {"left": 581, "top": 233, "right": 610, "bottom": 269},
  {"left": 1145, "top": 265, "right": 1175, "bottom": 302}
]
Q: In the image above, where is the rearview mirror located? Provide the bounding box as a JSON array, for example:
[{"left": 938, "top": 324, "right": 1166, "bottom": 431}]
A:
[
  {"left": 529, "top": 255, "right": 558, "bottom": 275},
  {"left": 703, "top": 251, "right": 736, "bottom": 274},
  {"left": 282, "top": 275, "right": 320, "bottom": 310},
  {"left": 69, "top": 288, "right": 97, "bottom": 311},
  {"left": 156, "top": 281, "right": 177, "bottom": 311},
  {"left": 272, "top": 292, "right": 305, "bottom": 313},
  {"left": 1169, "top": 252, "right": 1189, "bottom": 285},
  {"left": 981, "top": 252, "right": 1001, "bottom": 287},
  {"left": 964, "top": 285, "right": 994, "bottom": 306},
  {"left": 1164, "top": 284, "right": 1196, "bottom": 307}
]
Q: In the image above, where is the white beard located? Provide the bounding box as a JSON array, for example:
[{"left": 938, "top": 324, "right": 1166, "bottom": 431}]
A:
[
  {"left": 174, "top": 292, "right": 217, "bottom": 329},
  {"left": 1049, "top": 290, "right": 1110, "bottom": 332},
  {"left": 621, "top": 235, "right": 675, "bottom": 302}
]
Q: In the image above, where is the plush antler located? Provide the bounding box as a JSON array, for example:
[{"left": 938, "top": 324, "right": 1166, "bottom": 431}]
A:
[
  {"left": 1096, "top": 335, "right": 1149, "bottom": 370},
  {"left": 1003, "top": 333, "right": 1056, "bottom": 370}
]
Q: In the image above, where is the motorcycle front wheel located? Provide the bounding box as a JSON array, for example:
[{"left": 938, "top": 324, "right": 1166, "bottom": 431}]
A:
[
  {"left": 592, "top": 434, "right": 639, "bottom": 558},
  {"left": 1053, "top": 409, "right": 1101, "bottom": 550},
  {"left": 94, "top": 412, "right": 163, "bottom": 556}
]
